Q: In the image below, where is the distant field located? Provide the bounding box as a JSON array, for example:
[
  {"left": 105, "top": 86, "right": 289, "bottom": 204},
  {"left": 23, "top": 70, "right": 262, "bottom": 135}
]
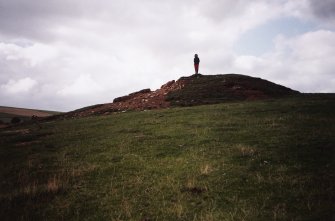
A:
[
  {"left": 0, "top": 106, "right": 61, "bottom": 124},
  {"left": 0, "top": 94, "right": 334, "bottom": 220}
]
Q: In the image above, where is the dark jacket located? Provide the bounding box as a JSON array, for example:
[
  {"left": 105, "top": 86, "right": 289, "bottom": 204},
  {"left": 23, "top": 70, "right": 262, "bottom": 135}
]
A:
[{"left": 194, "top": 57, "right": 200, "bottom": 64}]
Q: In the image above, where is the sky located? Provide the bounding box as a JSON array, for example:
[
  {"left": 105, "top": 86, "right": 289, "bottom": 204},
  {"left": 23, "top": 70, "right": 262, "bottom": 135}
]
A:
[{"left": 0, "top": 0, "right": 335, "bottom": 111}]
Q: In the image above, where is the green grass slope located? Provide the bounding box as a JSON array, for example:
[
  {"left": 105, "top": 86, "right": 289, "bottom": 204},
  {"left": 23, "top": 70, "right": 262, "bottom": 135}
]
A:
[{"left": 0, "top": 94, "right": 334, "bottom": 220}]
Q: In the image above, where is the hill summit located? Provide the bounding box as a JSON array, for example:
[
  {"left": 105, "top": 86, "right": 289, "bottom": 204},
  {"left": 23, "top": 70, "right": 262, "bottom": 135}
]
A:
[{"left": 63, "top": 74, "right": 299, "bottom": 118}]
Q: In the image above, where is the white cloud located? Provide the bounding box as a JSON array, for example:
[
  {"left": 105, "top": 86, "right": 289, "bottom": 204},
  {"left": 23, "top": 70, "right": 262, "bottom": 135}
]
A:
[
  {"left": 289, "top": 30, "right": 335, "bottom": 59},
  {"left": 0, "top": 42, "right": 58, "bottom": 67},
  {"left": 231, "top": 30, "right": 335, "bottom": 92},
  {"left": 1, "top": 77, "right": 38, "bottom": 94},
  {"left": 57, "top": 74, "right": 103, "bottom": 96},
  {"left": 234, "top": 56, "right": 265, "bottom": 71}
]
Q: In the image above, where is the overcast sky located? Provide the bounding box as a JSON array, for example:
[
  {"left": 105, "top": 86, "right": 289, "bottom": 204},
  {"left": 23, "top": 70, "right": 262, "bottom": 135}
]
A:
[{"left": 1, "top": 0, "right": 335, "bottom": 111}]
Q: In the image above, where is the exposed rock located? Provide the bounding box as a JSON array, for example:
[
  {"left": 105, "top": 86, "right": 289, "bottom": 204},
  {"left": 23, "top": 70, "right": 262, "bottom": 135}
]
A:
[
  {"left": 113, "top": 88, "right": 151, "bottom": 103},
  {"left": 161, "top": 80, "right": 175, "bottom": 89}
]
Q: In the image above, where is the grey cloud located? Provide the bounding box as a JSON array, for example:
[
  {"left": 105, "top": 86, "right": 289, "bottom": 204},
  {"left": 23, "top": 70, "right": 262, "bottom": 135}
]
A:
[
  {"left": 198, "top": 0, "right": 249, "bottom": 22},
  {"left": 0, "top": 0, "right": 262, "bottom": 44},
  {"left": 0, "top": 0, "right": 334, "bottom": 111},
  {"left": 0, "top": 0, "right": 314, "bottom": 44},
  {"left": 0, "top": 0, "right": 86, "bottom": 41},
  {"left": 0, "top": 0, "right": 145, "bottom": 41},
  {"left": 309, "top": 0, "right": 335, "bottom": 20}
]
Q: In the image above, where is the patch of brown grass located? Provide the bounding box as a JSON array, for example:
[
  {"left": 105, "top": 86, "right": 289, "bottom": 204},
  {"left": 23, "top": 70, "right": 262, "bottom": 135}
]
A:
[
  {"left": 200, "top": 163, "right": 212, "bottom": 175},
  {"left": 235, "top": 144, "right": 258, "bottom": 157},
  {"left": 22, "top": 181, "right": 38, "bottom": 195},
  {"left": 47, "top": 175, "right": 63, "bottom": 193}
]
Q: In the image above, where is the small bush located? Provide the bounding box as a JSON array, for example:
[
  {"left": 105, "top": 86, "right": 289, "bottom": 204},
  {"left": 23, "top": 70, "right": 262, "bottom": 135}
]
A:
[{"left": 11, "top": 117, "right": 21, "bottom": 124}]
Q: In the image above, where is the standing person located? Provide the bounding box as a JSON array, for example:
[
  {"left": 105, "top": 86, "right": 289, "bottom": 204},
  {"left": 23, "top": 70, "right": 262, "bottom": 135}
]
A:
[{"left": 194, "top": 54, "right": 200, "bottom": 74}]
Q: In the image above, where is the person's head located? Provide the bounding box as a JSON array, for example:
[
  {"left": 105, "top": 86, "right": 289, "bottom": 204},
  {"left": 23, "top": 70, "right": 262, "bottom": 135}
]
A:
[{"left": 195, "top": 54, "right": 198, "bottom": 58}]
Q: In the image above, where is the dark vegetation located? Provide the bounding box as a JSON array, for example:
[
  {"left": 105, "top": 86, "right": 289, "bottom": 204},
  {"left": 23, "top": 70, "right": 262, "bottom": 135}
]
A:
[
  {"left": 166, "top": 74, "right": 299, "bottom": 106},
  {"left": 0, "top": 94, "right": 334, "bottom": 220},
  {"left": 11, "top": 117, "right": 22, "bottom": 124},
  {"left": 0, "top": 112, "right": 30, "bottom": 125}
]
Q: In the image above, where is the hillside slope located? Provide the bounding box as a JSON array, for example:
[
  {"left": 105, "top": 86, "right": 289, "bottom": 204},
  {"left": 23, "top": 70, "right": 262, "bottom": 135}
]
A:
[
  {"left": 62, "top": 74, "right": 299, "bottom": 118},
  {"left": 0, "top": 106, "right": 60, "bottom": 125},
  {"left": 0, "top": 95, "right": 334, "bottom": 220},
  {"left": 0, "top": 106, "right": 58, "bottom": 117}
]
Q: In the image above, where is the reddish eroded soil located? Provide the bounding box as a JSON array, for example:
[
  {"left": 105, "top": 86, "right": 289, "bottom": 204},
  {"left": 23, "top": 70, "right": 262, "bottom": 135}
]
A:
[
  {"left": 64, "top": 77, "right": 189, "bottom": 118},
  {"left": 0, "top": 107, "right": 53, "bottom": 117}
]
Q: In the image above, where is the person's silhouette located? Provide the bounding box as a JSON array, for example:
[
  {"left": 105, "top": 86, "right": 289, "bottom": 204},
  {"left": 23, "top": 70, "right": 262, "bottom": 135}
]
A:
[{"left": 194, "top": 54, "right": 200, "bottom": 74}]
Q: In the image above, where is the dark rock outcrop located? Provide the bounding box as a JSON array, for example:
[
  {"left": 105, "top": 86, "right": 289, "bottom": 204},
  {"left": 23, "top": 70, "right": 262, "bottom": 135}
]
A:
[{"left": 113, "top": 89, "right": 151, "bottom": 103}]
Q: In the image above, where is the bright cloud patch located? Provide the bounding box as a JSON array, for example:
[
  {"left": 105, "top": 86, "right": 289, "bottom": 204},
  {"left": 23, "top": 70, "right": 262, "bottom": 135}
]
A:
[
  {"left": 58, "top": 74, "right": 103, "bottom": 96},
  {"left": 1, "top": 77, "right": 38, "bottom": 94}
]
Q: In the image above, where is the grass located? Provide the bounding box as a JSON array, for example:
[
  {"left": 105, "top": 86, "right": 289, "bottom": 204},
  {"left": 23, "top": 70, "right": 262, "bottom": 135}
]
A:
[{"left": 0, "top": 94, "right": 334, "bottom": 220}]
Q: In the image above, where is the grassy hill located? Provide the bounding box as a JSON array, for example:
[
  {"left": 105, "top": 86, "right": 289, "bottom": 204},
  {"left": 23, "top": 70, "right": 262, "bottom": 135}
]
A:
[
  {"left": 0, "top": 106, "right": 61, "bottom": 124},
  {"left": 58, "top": 74, "right": 299, "bottom": 118},
  {"left": 0, "top": 94, "right": 334, "bottom": 220}
]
